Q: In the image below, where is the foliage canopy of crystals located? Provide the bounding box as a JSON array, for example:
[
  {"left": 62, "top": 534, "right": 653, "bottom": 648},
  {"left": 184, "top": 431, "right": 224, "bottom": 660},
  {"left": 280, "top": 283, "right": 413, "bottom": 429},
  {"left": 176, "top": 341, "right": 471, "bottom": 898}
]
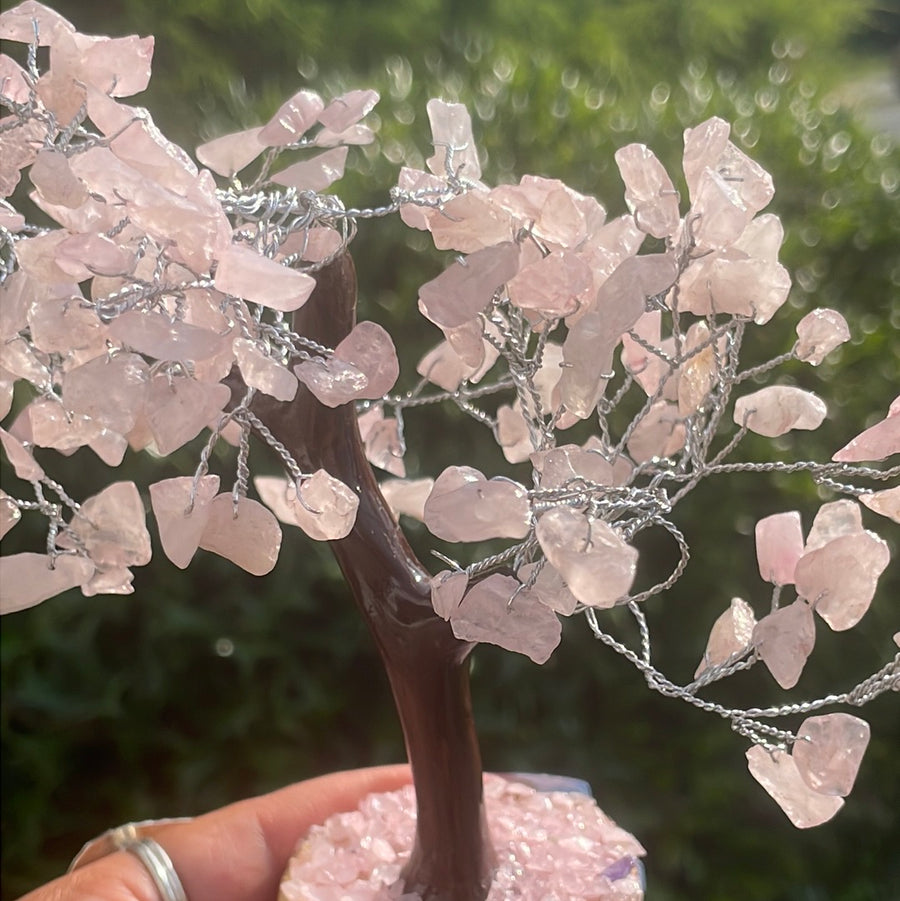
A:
[{"left": 0, "top": 1, "right": 897, "bottom": 829}]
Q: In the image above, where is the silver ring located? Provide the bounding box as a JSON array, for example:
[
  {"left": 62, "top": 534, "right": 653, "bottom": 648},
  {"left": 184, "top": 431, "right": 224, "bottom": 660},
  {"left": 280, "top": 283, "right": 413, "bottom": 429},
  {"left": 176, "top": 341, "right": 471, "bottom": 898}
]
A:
[{"left": 111, "top": 824, "right": 188, "bottom": 901}]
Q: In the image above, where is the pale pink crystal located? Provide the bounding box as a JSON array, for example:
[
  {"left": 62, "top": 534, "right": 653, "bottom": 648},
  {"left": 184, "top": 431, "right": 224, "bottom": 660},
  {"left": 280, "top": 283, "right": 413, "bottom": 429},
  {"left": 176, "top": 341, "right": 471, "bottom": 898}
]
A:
[
  {"left": 254, "top": 471, "right": 359, "bottom": 541},
  {"left": 396, "top": 166, "right": 449, "bottom": 230},
  {"left": 66, "top": 481, "right": 151, "bottom": 569},
  {"left": 418, "top": 242, "right": 519, "bottom": 329},
  {"left": 29, "top": 150, "right": 88, "bottom": 209},
  {"left": 560, "top": 253, "right": 676, "bottom": 419},
  {"left": 677, "top": 323, "right": 719, "bottom": 416},
  {"left": 832, "top": 396, "right": 900, "bottom": 462},
  {"left": 755, "top": 511, "right": 804, "bottom": 585},
  {"left": 794, "top": 531, "right": 889, "bottom": 631},
  {"left": 358, "top": 407, "right": 405, "bottom": 476},
  {"left": 416, "top": 337, "right": 497, "bottom": 391},
  {"left": 496, "top": 402, "right": 533, "bottom": 464},
  {"left": 677, "top": 250, "right": 791, "bottom": 324},
  {"left": 293, "top": 356, "right": 368, "bottom": 407},
  {"left": 626, "top": 400, "right": 685, "bottom": 463},
  {"left": 378, "top": 478, "right": 434, "bottom": 522},
  {"left": 214, "top": 245, "right": 316, "bottom": 312},
  {"left": 516, "top": 561, "right": 578, "bottom": 616},
  {"left": 317, "top": 89, "right": 379, "bottom": 134},
  {"left": 426, "top": 190, "right": 515, "bottom": 253},
  {"left": 0, "top": 334, "right": 51, "bottom": 385},
  {"left": 682, "top": 117, "right": 731, "bottom": 203},
  {"left": 450, "top": 573, "right": 561, "bottom": 663},
  {"left": 109, "top": 311, "right": 226, "bottom": 362},
  {"left": 535, "top": 508, "right": 637, "bottom": 608},
  {"left": 795, "top": 309, "right": 850, "bottom": 365},
  {"left": 0, "top": 489, "right": 22, "bottom": 539},
  {"left": 507, "top": 250, "right": 593, "bottom": 319},
  {"left": 531, "top": 444, "right": 614, "bottom": 489},
  {"left": 145, "top": 376, "right": 230, "bottom": 455},
  {"left": 198, "top": 494, "right": 282, "bottom": 575},
  {"left": 746, "top": 746, "right": 844, "bottom": 828},
  {"left": 259, "top": 89, "right": 324, "bottom": 146},
  {"left": 0, "top": 427, "right": 44, "bottom": 480},
  {"left": 445, "top": 317, "right": 504, "bottom": 369},
  {"left": 0, "top": 2, "right": 74, "bottom": 45},
  {"left": 88, "top": 428, "right": 128, "bottom": 467},
  {"left": 0, "top": 270, "right": 31, "bottom": 340},
  {"left": 694, "top": 597, "right": 756, "bottom": 677},
  {"left": 0, "top": 553, "right": 94, "bottom": 615},
  {"left": 752, "top": 599, "right": 815, "bottom": 689},
  {"left": 333, "top": 321, "right": 400, "bottom": 399},
  {"left": 81, "top": 566, "right": 135, "bottom": 597},
  {"left": 234, "top": 339, "right": 298, "bottom": 402},
  {"left": 196, "top": 127, "right": 266, "bottom": 177},
  {"left": 149, "top": 475, "right": 220, "bottom": 569},
  {"left": 27, "top": 292, "right": 108, "bottom": 357},
  {"left": 27, "top": 396, "right": 103, "bottom": 452},
  {"left": 423, "top": 466, "right": 530, "bottom": 542},
  {"left": 430, "top": 570, "right": 468, "bottom": 621},
  {"left": 733, "top": 386, "right": 826, "bottom": 437},
  {"left": 314, "top": 122, "right": 374, "bottom": 147},
  {"left": 0, "top": 368, "right": 12, "bottom": 421},
  {"left": 54, "top": 233, "right": 135, "bottom": 280},
  {"left": 614, "top": 143, "right": 680, "bottom": 239},
  {"left": 859, "top": 487, "right": 900, "bottom": 523},
  {"left": 62, "top": 352, "right": 149, "bottom": 435},
  {"left": 792, "top": 713, "right": 870, "bottom": 797},
  {"left": 425, "top": 99, "right": 482, "bottom": 181},
  {"left": 272, "top": 146, "right": 349, "bottom": 191},
  {"left": 280, "top": 774, "right": 644, "bottom": 900},
  {"left": 15, "top": 230, "right": 75, "bottom": 284},
  {"left": 804, "top": 499, "right": 862, "bottom": 551},
  {"left": 0, "top": 53, "right": 30, "bottom": 103}
]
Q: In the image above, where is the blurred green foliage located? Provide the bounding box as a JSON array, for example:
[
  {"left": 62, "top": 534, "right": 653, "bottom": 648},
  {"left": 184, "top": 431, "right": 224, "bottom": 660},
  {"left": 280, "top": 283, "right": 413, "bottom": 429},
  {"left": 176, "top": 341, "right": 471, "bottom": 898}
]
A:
[{"left": 2, "top": 1, "right": 899, "bottom": 899}]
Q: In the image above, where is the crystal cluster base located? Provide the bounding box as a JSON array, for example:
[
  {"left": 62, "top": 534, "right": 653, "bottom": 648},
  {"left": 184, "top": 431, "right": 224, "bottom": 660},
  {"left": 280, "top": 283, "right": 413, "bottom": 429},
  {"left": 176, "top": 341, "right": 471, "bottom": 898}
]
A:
[{"left": 279, "top": 775, "right": 645, "bottom": 900}]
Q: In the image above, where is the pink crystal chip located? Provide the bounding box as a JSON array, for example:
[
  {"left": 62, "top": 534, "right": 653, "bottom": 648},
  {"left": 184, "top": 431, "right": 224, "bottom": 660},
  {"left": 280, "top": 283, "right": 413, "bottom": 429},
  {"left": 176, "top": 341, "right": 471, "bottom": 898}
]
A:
[
  {"left": 695, "top": 597, "right": 756, "bottom": 678},
  {"left": 423, "top": 466, "right": 530, "bottom": 542},
  {"left": 795, "top": 308, "right": 850, "bottom": 365},
  {"left": 0, "top": 552, "right": 94, "bottom": 615},
  {"left": 752, "top": 599, "right": 815, "bottom": 689},
  {"left": 733, "top": 386, "right": 826, "bottom": 438},
  {"left": 746, "top": 746, "right": 844, "bottom": 829},
  {"left": 255, "top": 471, "right": 359, "bottom": 541},
  {"left": 214, "top": 245, "right": 316, "bottom": 312},
  {"left": 832, "top": 396, "right": 900, "bottom": 462},
  {"left": 198, "top": 494, "right": 282, "bottom": 575},
  {"left": 792, "top": 713, "right": 870, "bottom": 797},
  {"left": 535, "top": 508, "right": 637, "bottom": 609},
  {"left": 449, "top": 574, "right": 562, "bottom": 664},
  {"left": 755, "top": 511, "right": 804, "bottom": 585},
  {"left": 614, "top": 143, "right": 680, "bottom": 239},
  {"left": 149, "top": 475, "right": 221, "bottom": 569},
  {"left": 378, "top": 478, "right": 434, "bottom": 522}
]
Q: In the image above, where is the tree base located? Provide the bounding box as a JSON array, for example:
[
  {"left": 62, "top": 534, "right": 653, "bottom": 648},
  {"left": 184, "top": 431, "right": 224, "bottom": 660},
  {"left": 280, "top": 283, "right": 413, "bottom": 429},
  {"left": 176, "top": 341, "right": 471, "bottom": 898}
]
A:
[{"left": 279, "top": 775, "right": 645, "bottom": 900}]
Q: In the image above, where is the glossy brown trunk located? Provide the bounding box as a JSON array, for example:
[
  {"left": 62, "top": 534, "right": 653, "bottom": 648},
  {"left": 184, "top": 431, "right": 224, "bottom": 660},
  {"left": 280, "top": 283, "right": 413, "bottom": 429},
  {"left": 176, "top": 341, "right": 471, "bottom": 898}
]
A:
[{"left": 248, "top": 253, "right": 495, "bottom": 899}]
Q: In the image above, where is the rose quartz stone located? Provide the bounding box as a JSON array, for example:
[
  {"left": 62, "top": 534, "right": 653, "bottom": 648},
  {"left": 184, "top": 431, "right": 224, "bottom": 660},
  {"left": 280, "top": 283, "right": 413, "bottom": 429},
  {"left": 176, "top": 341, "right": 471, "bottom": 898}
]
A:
[
  {"left": 378, "top": 478, "right": 434, "bottom": 523},
  {"left": 614, "top": 143, "right": 680, "bottom": 239},
  {"left": 109, "top": 311, "right": 226, "bottom": 362},
  {"left": 423, "top": 466, "right": 530, "bottom": 542},
  {"left": 804, "top": 499, "right": 863, "bottom": 551},
  {"left": 259, "top": 89, "right": 324, "bottom": 146},
  {"left": 214, "top": 245, "right": 316, "bottom": 312},
  {"left": 752, "top": 599, "right": 815, "bottom": 689},
  {"left": 279, "top": 774, "right": 645, "bottom": 900},
  {"left": 450, "top": 574, "right": 562, "bottom": 664},
  {"left": 694, "top": 597, "right": 756, "bottom": 677},
  {"left": 334, "top": 322, "right": 400, "bottom": 400},
  {"left": 358, "top": 409, "right": 405, "bottom": 477},
  {"left": 733, "top": 386, "right": 826, "bottom": 438},
  {"left": 832, "top": 396, "right": 900, "bottom": 462},
  {"left": 198, "top": 494, "right": 283, "bottom": 575},
  {"left": 792, "top": 713, "right": 870, "bottom": 797},
  {"left": 859, "top": 487, "right": 900, "bottom": 523},
  {"left": 196, "top": 127, "right": 266, "bottom": 177},
  {"left": 0, "top": 427, "right": 44, "bottom": 480},
  {"left": 67, "top": 481, "right": 152, "bottom": 570},
  {"left": 535, "top": 508, "right": 637, "bottom": 609},
  {"left": 495, "top": 403, "right": 533, "bottom": 464},
  {"left": 62, "top": 352, "right": 149, "bottom": 436},
  {"left": 531, "top": 444, "right": 614, "bottom": 490},
  {"left": 293, "top": 356, "right": 368, "bottom": 407},
  {"left": 429, "top": 570, "right": 468, "bottom": 621},
  {"left": 746, "top": 746, "right": 844, "bottom": 829},
  {"left": 255, "top": 471, "right": 359, "bottom": 541},
  {"left": 425, "top": 99, "right": 482, "bottom": 181},
  {"left": 507, "top": 250, "right": 593, "bottom": 318},
  {"left": 272, "top": 146, "right": 349, "bottom": 192},
  {"left": 626, "top": 400, "right": 685, "bottom": 463},
  {"left": 145, "top": 376, "right": 231, "bottom": 455},
  {"left": 755, "top": 511, "right": 804, "bottom": 585},
  {"left": 149, "top": 475, "right": 220, "bottom": 569},
  {"left": 516, "top": 561, "right": 578, "bottom": 616},
  {"left": 794, "top": 531, "right": 889, "bottom": 631},
  {"left": 317, "top": 89, "right": 379, "bottom": 134},
  {"left": 0, "top": 553, "right": 94, "bottom": 615},
  {"left": 0, "top": 490, "right": 21, "bottom": 539},
  {"left": 795, "top": 309, "right": 850, "bottom": 365},
  {"left": 234, "top": 339, "right": 298, "bottom": 402}
]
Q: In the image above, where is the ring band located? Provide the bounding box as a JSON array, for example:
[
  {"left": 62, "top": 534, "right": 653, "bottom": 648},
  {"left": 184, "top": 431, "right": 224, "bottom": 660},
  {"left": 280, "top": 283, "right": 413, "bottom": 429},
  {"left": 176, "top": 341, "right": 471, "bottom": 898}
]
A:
[
  {"left": 68, "top": 819, "right": 191, "bottom": 901},
  {"left": 112, "top": 825, "right": 188, "bottom": 901}
]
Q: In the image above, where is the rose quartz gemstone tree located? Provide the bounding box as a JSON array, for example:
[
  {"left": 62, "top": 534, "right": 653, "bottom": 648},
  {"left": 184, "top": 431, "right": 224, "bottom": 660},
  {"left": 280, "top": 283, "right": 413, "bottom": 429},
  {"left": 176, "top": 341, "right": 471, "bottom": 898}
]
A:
[{"left": 1, "top": 4, "right": 898, "bottom": 898}]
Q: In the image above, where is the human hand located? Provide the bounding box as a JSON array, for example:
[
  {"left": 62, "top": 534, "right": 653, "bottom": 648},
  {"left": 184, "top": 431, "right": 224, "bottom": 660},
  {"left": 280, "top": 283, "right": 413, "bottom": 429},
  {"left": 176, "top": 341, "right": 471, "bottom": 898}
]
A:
[{"left": 20, "top": 765, "right": 412, "bottom": 901}]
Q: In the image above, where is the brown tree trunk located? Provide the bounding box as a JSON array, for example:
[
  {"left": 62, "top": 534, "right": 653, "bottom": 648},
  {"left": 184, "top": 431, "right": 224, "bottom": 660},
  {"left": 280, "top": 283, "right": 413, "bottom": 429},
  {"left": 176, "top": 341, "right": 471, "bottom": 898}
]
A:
[{"left": 249, "top": 253, "right": 495, "bottom": 900}]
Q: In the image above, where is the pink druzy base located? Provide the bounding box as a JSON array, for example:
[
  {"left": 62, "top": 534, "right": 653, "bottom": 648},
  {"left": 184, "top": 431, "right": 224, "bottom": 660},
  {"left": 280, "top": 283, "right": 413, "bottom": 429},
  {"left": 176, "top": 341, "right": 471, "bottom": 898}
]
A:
[{"left": 279, "top": 774, "right": 645, "bottom": 900}]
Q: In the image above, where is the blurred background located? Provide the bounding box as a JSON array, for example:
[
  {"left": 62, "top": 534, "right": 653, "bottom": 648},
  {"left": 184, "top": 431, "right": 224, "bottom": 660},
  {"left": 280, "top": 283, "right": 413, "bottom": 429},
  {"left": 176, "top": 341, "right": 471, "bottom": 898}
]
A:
[{"left": 2, "top": 1, "right": 898, "bottom": 899}]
